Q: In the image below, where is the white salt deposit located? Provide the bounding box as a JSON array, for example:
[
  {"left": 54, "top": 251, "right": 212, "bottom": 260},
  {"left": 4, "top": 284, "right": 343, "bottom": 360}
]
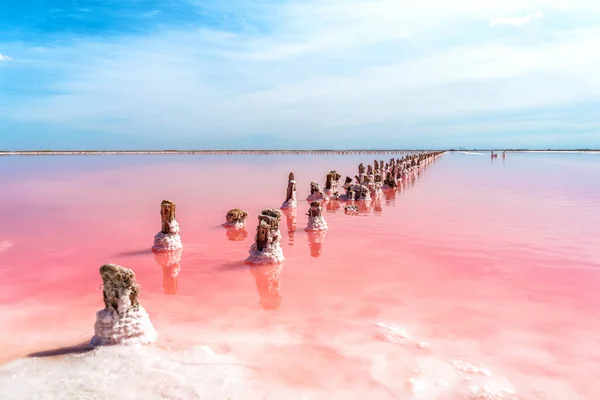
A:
[
  {"left": 90, "top": 306, "right": 157, "bottom": 346},
  {"left": 246, "top": 241, "right": 285, "bottom": 264},
  {"left": 280, "top": 199, "right": 297, "bottom": 209},
  {"left": 222, "top": 221, "right": 246, "bottom": 229},
  {"left": 372, "top": 321, "right": 520, "bottom": 400},
  {"left": 306, "top": 193, "right": 327, "bottom": 202},
  {"left": 0, "top": 345, "right": 255, "bottom": 400},
  {"left": 306, "top": 215, "right": 328, "bottom": 231},
  {"left": 152, "top": 228, "right": 182, "bottom": 252}
]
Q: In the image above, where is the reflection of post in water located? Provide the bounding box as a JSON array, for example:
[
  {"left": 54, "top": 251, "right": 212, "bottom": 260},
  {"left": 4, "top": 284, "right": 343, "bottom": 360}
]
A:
[
  {"left": 153, "top": 248, "right": 182, "bottom": 295},
  {"left": 307, "top": 229, "right": 327, "bottom": 257},
  {"left": 357, "top": 199, "right": 372, "bottom": 213},
  {"left": 282, "top": 207, "right": 297, "bottom": 246},
  {"left": 325, "top": 199, "right": 342, "bottom": 214},
  {"left": 384, "top": 187, "right": 397, "bottom": 206},
  {"left": 249, "top": 263, "right": 283, "bottom": 310},
  {"left": 372, "top": 195, "right": 383, "bottom": 214},
  {"left": 225, "top": 226, "right": 248, "bottom": 241}
]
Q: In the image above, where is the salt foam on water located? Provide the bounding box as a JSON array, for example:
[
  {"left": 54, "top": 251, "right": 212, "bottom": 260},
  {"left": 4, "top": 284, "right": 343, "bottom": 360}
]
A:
[
  {"left": 373, "top": 322, "right": 518, "bottom": 400},
  {"left": 0, "top": 345, "right": 257, "bottom": 400},
  {"left": 0, "top": 240, "right": 14, "bottom": 253}
]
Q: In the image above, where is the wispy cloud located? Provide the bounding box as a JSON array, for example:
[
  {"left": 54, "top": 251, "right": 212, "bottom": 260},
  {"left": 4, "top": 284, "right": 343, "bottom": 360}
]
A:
[
  {"left": 490, "top": 10, "right": 544, "bottom": 27},
  {"left": 141, "top": 10, "right": 162, "bottom": 18},
  {"left": 1, "top": 0, "right": 600, "bottom": 149},
  {"left": 0, "top": 53, "right": 13, "bottom": 61}
]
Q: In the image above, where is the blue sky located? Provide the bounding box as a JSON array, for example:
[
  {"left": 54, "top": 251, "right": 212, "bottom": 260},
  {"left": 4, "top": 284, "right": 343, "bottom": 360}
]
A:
[{"left": 1, "top": 0, "right": 600, "bottom": 150}]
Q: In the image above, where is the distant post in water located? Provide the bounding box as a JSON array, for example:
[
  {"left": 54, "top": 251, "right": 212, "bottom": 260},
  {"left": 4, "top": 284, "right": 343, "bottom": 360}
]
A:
[
  {"left": 152, "top": 199, "right": 182, "bottom": 252},
  {"left": 223, "top": 208, "right": 248, "bottom": 229},
  {"left": 306, "top": 181, "right": 327, "bottom": 201},
  {"left": 281, "top": 173, "right": 297, "bottom": 209},
  {"left": 305, "top": 200, "right": 328, "bottom": 231},
  {"left": 246, "top": 208, "right": 285, "bottom": 264},
  {"left": 324, "top": 170, "right": 342, "bottom": 199}
]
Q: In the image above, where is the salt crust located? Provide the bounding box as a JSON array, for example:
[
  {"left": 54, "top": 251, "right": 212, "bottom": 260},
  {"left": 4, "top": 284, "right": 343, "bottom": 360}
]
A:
[
  {"left": 0, "top": 345, "right": 253, "bottom": 400},
  {"left": 306, "top": 193, "right": 327, "bottom": 202},
  {"left": 152, "top": 219, "right": 182, "bottom": 251},
  {"left": 306, "top": 216, "right": 328, "bottom": 231},
  {"left": 246, "top": 241, "right": 285, "bottom": 264},
  {"left": 280, "top": 199, "right": 297, "bottom": 209},
  {"left": 222, "top": 221, "right": 246, "bottom": 229},
  {"left": 90, "top": 306, "right": 157, "bottom": 346}
]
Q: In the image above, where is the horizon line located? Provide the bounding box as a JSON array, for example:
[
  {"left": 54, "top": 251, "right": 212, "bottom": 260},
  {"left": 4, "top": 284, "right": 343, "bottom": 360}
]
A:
[{"left": 1, "top": 148, "right": 599, "bottom": 154}]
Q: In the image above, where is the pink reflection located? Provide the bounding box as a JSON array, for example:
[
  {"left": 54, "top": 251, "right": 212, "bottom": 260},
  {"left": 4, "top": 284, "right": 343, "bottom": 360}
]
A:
[
  {"left": 282, "top": 207, "right": 296, "bottom": 246},
  {"left": 249, "top": 263, "right": 283, "bottom": 310},
  {"left": 307, "top": 230, "right": 327, "bottom": 258},
  {"left": 153, "top": 249, "right": 182, "bottom": 295},
  {"left": 325, "top": 199, "right": 342, "bottom": 214},
  {"left": 224, "top": 226, "right": 248, "bottom": 242}
]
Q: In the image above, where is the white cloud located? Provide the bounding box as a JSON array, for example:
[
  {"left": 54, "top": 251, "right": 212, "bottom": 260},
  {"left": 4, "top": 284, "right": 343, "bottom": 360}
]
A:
[
  {"left": 0, "top": 53, "right": 13, "bottom": 61},
  {"left": 3, "top": 0, "right": 600, "bottom": 147},
  {"left": 489, "top": 10, "right": 544, "bottom": 27}
]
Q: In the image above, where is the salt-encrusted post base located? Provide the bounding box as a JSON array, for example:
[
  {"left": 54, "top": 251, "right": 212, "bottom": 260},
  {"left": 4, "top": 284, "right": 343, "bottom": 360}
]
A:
[
  {"left": 306, "top": 216, "right": 328, "bottom": 231},
  {"left": 245, "top": 242, "right": 285, "bottom": 264},
  {"left": 152, "top": 231, "right": 182, "bottom": 252},
  {"left": 91, "top": 306, "right": 157, "bottom": 346},
  {"left": 280, "top": 199, "right": 297, "bottom": 209},
  {"left": 90, "top": 263, "right": 157, "bottom": 347}
]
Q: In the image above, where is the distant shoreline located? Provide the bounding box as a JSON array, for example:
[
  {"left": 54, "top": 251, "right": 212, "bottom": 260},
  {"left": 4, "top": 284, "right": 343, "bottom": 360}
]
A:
[{"left": 0, "top": 149, "right": 598, "bottom": 156}]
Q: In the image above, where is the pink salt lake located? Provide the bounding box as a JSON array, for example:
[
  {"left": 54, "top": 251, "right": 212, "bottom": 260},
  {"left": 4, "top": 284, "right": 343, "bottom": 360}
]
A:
[{"left": 0, "top": 152, "right": 599, "bottom": 399}]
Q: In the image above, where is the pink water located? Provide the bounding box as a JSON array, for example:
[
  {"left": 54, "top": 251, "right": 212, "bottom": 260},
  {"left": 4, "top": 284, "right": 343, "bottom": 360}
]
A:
[{"left": 0, "top": 152, "right": 599, "bottom": 399}]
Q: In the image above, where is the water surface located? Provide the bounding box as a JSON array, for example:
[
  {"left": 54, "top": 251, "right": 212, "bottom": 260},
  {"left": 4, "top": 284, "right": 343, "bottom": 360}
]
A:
[{"left": 0, "top": 152, "right": 599, "bottom": 399}]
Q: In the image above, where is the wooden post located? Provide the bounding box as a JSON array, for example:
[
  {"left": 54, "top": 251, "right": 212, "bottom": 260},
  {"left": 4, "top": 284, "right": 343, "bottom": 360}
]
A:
[{"left": 160, "top": 200, "right": 176, "bottom": 234}]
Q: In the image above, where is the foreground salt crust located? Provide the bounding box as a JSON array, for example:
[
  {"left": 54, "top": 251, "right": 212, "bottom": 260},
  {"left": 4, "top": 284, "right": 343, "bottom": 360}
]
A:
[
  {"left": 0, "top": 345, "right": 253, "bottom": 400},
  {"left": 90, "top": 264, "right": 157, "bottom": 346}
]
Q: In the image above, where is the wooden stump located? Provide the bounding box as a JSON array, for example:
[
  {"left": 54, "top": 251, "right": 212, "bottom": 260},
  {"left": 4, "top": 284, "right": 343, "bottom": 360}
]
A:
[
  {"left": 160, "top": 200, "right": 177, "bottom": 234},
  {"left": 99, "top": 264, "right": 140, "bottom": 314}
]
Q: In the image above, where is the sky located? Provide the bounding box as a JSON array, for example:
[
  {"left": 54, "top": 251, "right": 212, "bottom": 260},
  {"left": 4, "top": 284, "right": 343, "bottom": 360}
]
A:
[{"left": 1, "top": 0, "right": 600, "bottom": 150}]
